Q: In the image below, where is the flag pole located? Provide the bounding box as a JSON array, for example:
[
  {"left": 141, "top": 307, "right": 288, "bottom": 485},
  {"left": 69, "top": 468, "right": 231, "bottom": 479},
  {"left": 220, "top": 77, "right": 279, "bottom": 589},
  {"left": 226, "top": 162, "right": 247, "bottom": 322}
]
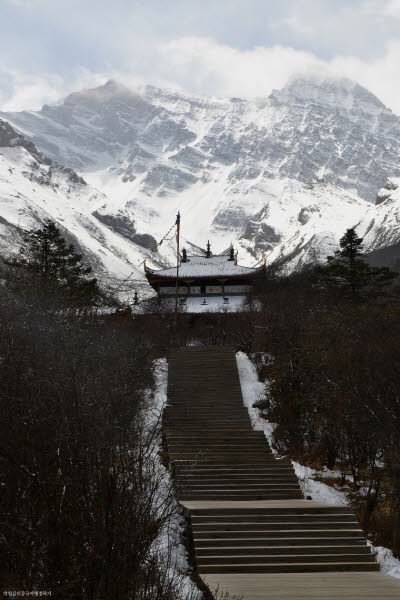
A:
[{"left": 175, "top": 211, "right": 181, "bottom": 316}]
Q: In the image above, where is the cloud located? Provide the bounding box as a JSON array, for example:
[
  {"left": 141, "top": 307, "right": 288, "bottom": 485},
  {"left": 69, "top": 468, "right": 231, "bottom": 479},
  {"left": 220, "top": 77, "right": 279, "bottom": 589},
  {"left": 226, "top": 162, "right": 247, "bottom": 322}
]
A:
[
  {"left": 3, "top": 35, "right": 400, "bottom": 116},
  {"left": 129, "top": 36, "right": 400, "bottom": 114},
  {"left": 5, "top": 0, "right": 38, "bottom": 5},
  {"left": 0, "top": 67, "right": 108, "bottom": 111},
  {"left": 377, "top": 0, "right": 400, "bottom": 18},
  {"left": 329, "top": 40, "right": 400, "bottom": 113},
  {"left": 151, "top": 37, "right": 321, "bottom": 98},
  {"left": 2, "top": 1, "right": 400, "bottom": 114},
  {"left": 0, "top": 69, "right": 65, "bottom": 111}
]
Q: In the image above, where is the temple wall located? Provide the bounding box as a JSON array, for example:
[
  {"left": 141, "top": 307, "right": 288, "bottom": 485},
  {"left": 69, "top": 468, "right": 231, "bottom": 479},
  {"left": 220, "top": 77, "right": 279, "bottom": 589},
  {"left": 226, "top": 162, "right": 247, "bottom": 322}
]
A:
[
  {"left": 159, "top": 286, "right": 188, "bottom": 295},
  {"left": 159, "top": 284, "right": 252, "bottom": 296},
  {"left": 224, "top": 285, "right": 252, "bottom": 294},
  {"left": 205, "top": 285, "right": 223, "bottom": 294}
]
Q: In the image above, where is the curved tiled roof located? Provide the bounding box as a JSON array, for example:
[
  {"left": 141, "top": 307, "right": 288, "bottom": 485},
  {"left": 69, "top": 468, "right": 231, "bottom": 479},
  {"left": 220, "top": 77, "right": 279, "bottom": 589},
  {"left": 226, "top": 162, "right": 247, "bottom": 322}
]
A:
[{"left": 147, "top": 255, "right": 260, "bottom": 279}]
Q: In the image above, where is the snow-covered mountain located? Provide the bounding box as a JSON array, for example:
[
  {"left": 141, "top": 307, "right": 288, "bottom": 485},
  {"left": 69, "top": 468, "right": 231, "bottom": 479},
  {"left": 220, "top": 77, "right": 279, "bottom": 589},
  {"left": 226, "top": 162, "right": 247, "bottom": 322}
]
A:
[
  {"left": 2, "top": 75, "right": 400, "bottom": 274},
  {"left": 358, "top": 178, "right": 400, "bottom": 250},
  {"left": 0, "top": 118, "right": 178, "bottom": 295}
]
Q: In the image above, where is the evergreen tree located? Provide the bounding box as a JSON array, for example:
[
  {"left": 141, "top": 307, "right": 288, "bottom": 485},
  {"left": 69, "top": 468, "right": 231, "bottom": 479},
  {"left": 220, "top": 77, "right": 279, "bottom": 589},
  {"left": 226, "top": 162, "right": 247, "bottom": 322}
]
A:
[
  {"left": 335, "top": 228, "right": 364, "bottom": 264},
  {"left": 328, "top": 228, "right": 366, "bottom": 294},
  {"left": 313, "top": 228, "right": 398, "bottom": 298},
  {"left": 13, "top": 219, "right": 100, "bottom": 304}
]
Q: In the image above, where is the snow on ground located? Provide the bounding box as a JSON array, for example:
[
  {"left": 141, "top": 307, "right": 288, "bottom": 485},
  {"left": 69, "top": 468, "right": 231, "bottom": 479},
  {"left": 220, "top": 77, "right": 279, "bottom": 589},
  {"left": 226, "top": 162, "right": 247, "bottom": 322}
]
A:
[
  {"left": 292, "top": 462, "right": 348, "bottom": 506},
  {"left": 184, "top": 295, "right": 246, "bottom": 313},
  {"left": 152, "top": 359, "right": 201, "bottom": 600},
  {"left": 236, "top": 351, "right": 277, "bottom": 453},
  {"left": 373, "top": 546, "right": 400, "bottom": 578},
  {"left": 236, "top": 350, "right": 400, "bottom": 579}
]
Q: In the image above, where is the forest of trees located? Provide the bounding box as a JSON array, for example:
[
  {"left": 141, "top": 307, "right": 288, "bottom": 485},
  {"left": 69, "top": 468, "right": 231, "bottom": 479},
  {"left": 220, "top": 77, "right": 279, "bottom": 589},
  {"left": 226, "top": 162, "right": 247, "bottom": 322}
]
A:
[
  {"left": 249, "top": 229, "right": 400, "bottom": 556},
  {"left": 0, "top": 222, "right": 197, "bottom": 599}
]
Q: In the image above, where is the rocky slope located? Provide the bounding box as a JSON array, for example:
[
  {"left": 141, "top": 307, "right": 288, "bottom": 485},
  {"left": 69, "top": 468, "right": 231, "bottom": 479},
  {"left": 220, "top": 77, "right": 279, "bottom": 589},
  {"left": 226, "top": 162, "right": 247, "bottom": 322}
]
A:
[
  {"left": 0, "top": 118, "right": 175, "bottom": 296},
  {"left": 2, "top": 75, "right": 400, "bottom": 272},
  {"left": 357, "top": 178, "right": 400, "bottom": 269}
]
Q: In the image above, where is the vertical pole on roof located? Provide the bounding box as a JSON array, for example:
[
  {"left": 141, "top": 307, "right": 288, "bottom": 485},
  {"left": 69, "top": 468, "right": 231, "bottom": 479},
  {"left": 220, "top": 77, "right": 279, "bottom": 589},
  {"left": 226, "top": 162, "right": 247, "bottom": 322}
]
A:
[{"left": 175, "top": 211, "right": 181, "bottom": 316}]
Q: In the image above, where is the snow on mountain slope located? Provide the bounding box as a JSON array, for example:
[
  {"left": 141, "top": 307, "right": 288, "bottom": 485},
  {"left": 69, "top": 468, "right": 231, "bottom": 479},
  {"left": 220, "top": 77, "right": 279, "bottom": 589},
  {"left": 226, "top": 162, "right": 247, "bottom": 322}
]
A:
[
  {"left": 3, "top": 75, "right": 400, "bottom": 271},
  {"left": 0, "top": 119, "right": 178, "bottom": 296},
  {"left": 357, "top": 178, "right": 400, "bottom": 250}
]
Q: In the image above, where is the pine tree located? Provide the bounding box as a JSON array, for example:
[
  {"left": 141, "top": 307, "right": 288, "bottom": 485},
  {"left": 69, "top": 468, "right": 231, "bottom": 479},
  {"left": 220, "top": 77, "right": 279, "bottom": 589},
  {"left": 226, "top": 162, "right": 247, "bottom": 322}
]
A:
[
  {"left": 313, "top": 227, "right": 398, "bottom": 298},
  {"left": 14, "top": 219, "right": 100, "bottom": 304},
  {"left": 328, "top": 228, "right": 366, "bottom": 294},
  {"left": 335, "top": 228, "right": 363, "bottom": 265}
]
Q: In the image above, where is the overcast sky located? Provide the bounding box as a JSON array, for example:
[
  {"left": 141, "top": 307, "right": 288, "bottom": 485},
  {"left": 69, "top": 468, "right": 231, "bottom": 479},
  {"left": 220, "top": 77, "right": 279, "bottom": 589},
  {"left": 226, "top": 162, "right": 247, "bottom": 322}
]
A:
[{"left": 2, "top": 0, "right": 400, "bottom": 112}]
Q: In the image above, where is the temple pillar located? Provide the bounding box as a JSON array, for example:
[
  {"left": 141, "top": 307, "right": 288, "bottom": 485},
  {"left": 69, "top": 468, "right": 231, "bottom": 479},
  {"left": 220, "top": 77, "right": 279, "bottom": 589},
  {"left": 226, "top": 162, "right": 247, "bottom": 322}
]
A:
[
  {"left": 185, "top": 280, "right": 193, "bottom": 296},
  {"left": 220, "top": 279, "right": 227, "bottom": 296}
]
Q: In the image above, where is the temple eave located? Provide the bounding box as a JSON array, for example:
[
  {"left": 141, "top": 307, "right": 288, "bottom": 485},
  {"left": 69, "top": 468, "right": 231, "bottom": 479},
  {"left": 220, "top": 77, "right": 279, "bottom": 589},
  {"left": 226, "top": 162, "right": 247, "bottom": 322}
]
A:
[{"left": 146, "top": 272, "right": 258, "bottom": 283}]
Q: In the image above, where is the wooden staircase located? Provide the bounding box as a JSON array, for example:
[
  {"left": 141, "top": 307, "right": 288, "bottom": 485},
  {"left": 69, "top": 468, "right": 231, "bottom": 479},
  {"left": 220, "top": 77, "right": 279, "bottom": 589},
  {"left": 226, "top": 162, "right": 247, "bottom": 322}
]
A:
[
  {"left": 165, "top": 347, "right": 302, "bottom": 502},
  {"left": 191, "top": 506, "right": 375, "bottom": 574},
  {"left": 164, "top": 346, "right": 380, "bottom": 579}
]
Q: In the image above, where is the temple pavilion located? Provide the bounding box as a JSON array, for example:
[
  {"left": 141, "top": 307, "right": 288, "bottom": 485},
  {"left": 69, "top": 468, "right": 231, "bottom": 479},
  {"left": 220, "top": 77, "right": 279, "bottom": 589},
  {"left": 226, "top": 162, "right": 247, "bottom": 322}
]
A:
[{"left": 145, "top": 242, "right": 263, "bottom": 312}]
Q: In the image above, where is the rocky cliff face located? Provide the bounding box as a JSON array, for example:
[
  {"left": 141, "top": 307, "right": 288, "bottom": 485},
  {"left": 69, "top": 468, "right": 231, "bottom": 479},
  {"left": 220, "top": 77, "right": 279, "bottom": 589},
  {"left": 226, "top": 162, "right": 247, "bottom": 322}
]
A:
[
  {"left": 3, "top": 75, "right": 400, "bottom": 272},
  {"left": 357, "top": 178, "right": 400, "bottom": 250},
  {"left": 0, "top": 118, "right": 173, "bottom": 292}
]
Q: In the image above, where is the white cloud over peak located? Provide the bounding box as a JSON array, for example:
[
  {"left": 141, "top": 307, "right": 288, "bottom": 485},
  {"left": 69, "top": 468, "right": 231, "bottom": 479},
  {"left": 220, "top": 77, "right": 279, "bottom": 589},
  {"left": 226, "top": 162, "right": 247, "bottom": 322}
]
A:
[
  {"left": 3, "top": 36, "right": 400, "bottom": 115},
  {"left": 155, "top": 37, "right": 321, "bottom": 98},
  {"left": 2, "top": 0, "right": 400, "bottom": 114},
  {"left": 0, "top": 68, "right": 108, "bottom": 111},
  {"left": 136, "top": 37, "right": 400, "bottom": 114},
  {"left": 381, "top": 0, "right": 400, "bottom": 18}
]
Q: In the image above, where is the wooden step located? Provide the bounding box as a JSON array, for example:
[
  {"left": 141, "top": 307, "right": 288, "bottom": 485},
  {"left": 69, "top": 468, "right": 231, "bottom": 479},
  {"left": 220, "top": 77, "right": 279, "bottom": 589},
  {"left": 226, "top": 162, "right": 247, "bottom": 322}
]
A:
[
  {"left": 168, "top": 442, "right": 270, "bottom": 447},
  {"left": 182, "top": 492, "right": 304, "bottom": 500},
  {"left": 191, "top": 513, "right": 357, "bottom": 522},
  {"left": 193, "top": 529, "right": 364, "bottom": 539},
  {"left": 176, "top": 466, "right": 294, "bottom": 472},
  {"left": 167, "top": 433, "right": 265, "bottom": 439},
  {"left": 189, "top": 507, "right": 355, "bottom": 516},
  {"left": 177, "top": 478, "right": 300, "bottom": 485},
  {"left": 194, "top": 536, "right": 367, "bottom": 548},
  {"left": 163, "top": 418, "right": 251, "bottom": 428},
  {"left": 196, "top": 545, "right": 372, "bottom": 556},
  {"left": 192, "top": 521, "right": 358, "bottom": 531},
  {"left": 170, "top": 462, "right": 286, "bottom": 469},
  {"left": 196, "top": 561, "right": 379, "bottom": 574},
  {"left": 170, "top": 452, "right": 275, "bottom": 458},
  {"left": 196, "top": 553, "right": 374, "bottom": 565},
  {"left": 174, "top": 468, "right": 295, "bottom": 473},
  {"left": 183, "top": 482, "right": 301, "bottom": 489}
]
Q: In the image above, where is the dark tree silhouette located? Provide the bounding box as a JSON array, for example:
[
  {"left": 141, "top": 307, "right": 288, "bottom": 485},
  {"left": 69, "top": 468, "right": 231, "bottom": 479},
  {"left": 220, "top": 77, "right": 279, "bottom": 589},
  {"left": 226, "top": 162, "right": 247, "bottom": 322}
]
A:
[
  {"left": 314, "top": 227, "right": 398, "bottom": 297},
  {"left": 13, "top": 219, "right": 100, "bottom": 304},
  {"left": 335, "top": 228, "right": 364, "bottom": 263},
  {"left": 0, "top": 262, "right": 196, "bottom": 599}
]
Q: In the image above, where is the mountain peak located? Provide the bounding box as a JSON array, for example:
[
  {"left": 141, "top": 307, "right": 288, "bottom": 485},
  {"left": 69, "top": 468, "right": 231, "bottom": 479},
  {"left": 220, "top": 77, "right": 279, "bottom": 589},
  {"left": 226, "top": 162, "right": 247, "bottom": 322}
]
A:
[
  {"left": 64, "top": 79, "right": 140, "bottom": 106},
  {"left": 275, "top": 74, "right": 387, "bottom": 113}
]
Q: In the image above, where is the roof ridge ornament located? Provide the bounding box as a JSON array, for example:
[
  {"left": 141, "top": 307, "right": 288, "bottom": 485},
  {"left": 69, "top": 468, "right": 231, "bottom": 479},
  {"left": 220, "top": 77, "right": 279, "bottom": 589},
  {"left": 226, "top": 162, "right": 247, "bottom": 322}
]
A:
[{"left": 206, "top": 240, "right": 211, "bottom": 258}]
